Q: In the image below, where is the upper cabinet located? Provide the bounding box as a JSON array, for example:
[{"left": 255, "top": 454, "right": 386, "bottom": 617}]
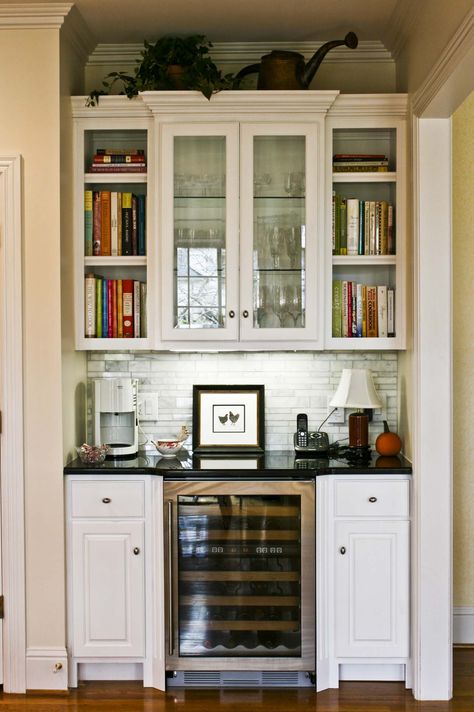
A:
[
  {"left": 325, "top": 95, "right": 408, "bottom": 349},
  {"left": 71, "top": 92, "right": 407, "bottom": 351}
]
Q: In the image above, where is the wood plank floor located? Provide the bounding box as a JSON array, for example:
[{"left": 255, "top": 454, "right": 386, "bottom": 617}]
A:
[{"left": 2, "top": 647, "right": 474, "bottom": 711}]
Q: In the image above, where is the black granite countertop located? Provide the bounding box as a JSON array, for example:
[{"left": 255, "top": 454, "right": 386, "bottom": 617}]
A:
[{"left": 64, "top": 449, "right": 412, "bottom": 479}]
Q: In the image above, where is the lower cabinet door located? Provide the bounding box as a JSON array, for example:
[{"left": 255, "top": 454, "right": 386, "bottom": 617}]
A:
[
  {"left": 335, "top": 519, "right": 409, "bottom": 658},
  {"left": 71, "top": 519, "right": 145, "bottom": 657}
]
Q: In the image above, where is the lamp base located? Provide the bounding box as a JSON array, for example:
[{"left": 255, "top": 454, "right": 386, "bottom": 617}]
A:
[{"left": 344, "top": 445, "right": 371, "bottom": 463}]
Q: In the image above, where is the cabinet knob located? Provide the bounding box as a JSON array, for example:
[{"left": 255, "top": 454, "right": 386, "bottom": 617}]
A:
[
  {"left": 368, "top": 496, "right": 377, "bottom": 503},
  {"left": 102, "top": 497, "right": 111, "bottom": 504},
  {"left": 242, "top": 310, "right": 249, "bottom": 318},
  {"left": 133, "top": 547, "right": 140, "bottom": 555},
  {"left": 228, "top": 310, "right": 235, "bottom": 318},
  {"left": 339, "top": 546, "right": 346, "bottom": 555}
]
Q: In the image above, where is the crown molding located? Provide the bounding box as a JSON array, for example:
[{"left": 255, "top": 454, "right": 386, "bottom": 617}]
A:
[
  {"left": 412, "top": 7, "right": 474, "bottom": 117},
  {"left": 61, "top": 6, "right": 96, "bottom": 64},
  {"left": 328, "top": 93, "right": 408, "bottom": 117},
  {"left": 87, "top": 40, "right": 392, "bottom": 67},
  {"left": 0, "top": 2, "right": 73, "bottom": 29},
  {"left": 383, "top": 0, "right": 423, "bottom": 61}
]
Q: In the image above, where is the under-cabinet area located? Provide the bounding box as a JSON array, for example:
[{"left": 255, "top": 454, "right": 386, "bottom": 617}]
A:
[
  {"left": 64, "top": 454, "right": 411, "bottom": 691},
  {"left": 73, "top": 91, "right": 407, "bottom": 351}
]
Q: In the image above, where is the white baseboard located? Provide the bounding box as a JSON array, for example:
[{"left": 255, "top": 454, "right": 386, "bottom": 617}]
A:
[
  {"left": 26, "top": 647, "right": 68, "bottom": 690},
  {"left": 339, "top": 663, "right": 405, "bottom": 681},
  {"left": 79, "top": 662, "right": 143, "bottom": 680},
  {"left": 453, "top": 606, "right": 474, "bottom": 644}
]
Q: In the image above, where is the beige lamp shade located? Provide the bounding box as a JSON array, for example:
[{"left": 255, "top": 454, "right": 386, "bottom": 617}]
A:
[{"left": 329, "top": 368, "right": 382, "bottom": 409}]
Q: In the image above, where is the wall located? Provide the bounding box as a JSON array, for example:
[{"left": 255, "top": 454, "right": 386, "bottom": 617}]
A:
[
  {"left": 0, "top": 28, "right": 65, "bottom": 654},
  {"left": 87, "top": 351, "right": 398, "bottom": 451},
  {"left": 453, "top": 91, "right": 474, "bottom": 607}
]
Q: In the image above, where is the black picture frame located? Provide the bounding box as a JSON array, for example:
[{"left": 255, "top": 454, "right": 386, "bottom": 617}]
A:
[{"left": 192, "top": 384, "right": 265, "bottom": 454}]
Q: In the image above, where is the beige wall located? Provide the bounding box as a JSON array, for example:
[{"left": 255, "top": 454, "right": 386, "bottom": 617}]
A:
[
  {"left": 0, "top": 29, "right": 65, "bottom": 648},
  {"left": 453, "top": 91, "right": 474, "bottom": 606},
  {"left": 60, "top": 28, "right": 88, "bottom": 465}
]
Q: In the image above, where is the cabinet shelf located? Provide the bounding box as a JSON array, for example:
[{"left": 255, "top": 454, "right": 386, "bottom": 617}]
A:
[
  {"left": 332, "top": 255, "right": 396, "bottom": 266},
  {"left": 85, "top": 173, "right": 147, "bottom": 184},
  {"left": 84, "top": 256, "right": 147, "bottom": 267},
  {"left": 333, "top": 172, "right": 396, "bottom": 183}
]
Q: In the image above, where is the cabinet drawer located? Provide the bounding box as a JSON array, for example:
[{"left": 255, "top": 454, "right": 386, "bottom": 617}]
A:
[
  {"left": 70, "top": 480, "right": 145, "bottom": 518},
  {"left": 334, "top": 479, "right": 409, "bottom": 517}
]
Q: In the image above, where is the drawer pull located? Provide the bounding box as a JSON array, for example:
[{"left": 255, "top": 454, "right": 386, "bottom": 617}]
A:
[
  {"left": 102, "top": 497, "right": 111, "bottom": 504},
  {"left": 229, "top": 310, "right": 235, "bottom": 318},
  {"left": 133, "top": 547, "right": 140, "bottom": 555},
  {"left": 339, "top": 546, "right": 346, "bottom": 555},
  {"left": 368, "top": 496, "right": 377, "bottom": 503},
  {"left": 242, "top": 310, "right": 249, "bottom": 318}
]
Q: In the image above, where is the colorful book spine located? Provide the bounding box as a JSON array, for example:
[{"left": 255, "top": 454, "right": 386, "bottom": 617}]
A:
[
  {"left": 84, "top": 273, "right": 96, "bottom": 337},
  {"left": 140, "top": 282, "right": 147, "bottom": 338},
  {"left": 346, "top": 199, "right": 359, "bottom": 256},
  {"left": 137, "top": 194, "right": 146, "bottom": 256},
  {"left": 97, "top": 148, "right": 145, "bottom": 156},
  {"left": 93, "top": 154, "right": 146, "bottom": 164},
  {"left": 96, "top": 277, "right": 102, "bottom": 338},
  {"left": 340, "top": 198, "right": 347, "bottom": 255},
  {"left": 93, "top": 191, "right": 101, "bottom": 256},
  {"left": 332, "top": 280, "right": 342, "bottom": 337},
  {"left": 133, "top": 280, "right": 141, "bottom": 338},
  {"left": 366, "top": 286, "right": 378, "bottom": 337},
  {"left": 110, "top": 192, "right": 118, "bottom": 256},
  {"left": 102, "top": 279, "right": 108, "bottom": 337},
  {"left": 377, "top": 285, "right": 388, "bottom": 337},
  {"left": 387, "top": 203, "right": 395, "bottom": 254},
  {"left": 117, "top": 280, "right": 123, "bottom": 338},
  {"left": 132, "top": 194, "right": 138, "bottom": 255},
  {"left": 117, "top": 192, "right": 123, "bottom": 256},
  {"left": 122, "top": 192, "right": 133, "bottom": 256},
  {"left": 107, "top": 280, "right": 113, "bottom": 338},
  {"left": 122, "top": 279, "right": 134, "bottom": 337},
  {"left": 356, "top": 283, "right": 363, "bottom": 337},
  {"left": 387, "top": 288, "right": 395, "bottom": 336},
  {"left": 341, "top": 281, "right": 349, "bottom": 338},
  {"left": 100, "top": 190, "right": 111, "bottom": 256},
  {"left": 89, "top": 165, "right": 146, "bottom": 173},
  {"left": 84, "top": 190, "right": 93, "bottom": 256}
]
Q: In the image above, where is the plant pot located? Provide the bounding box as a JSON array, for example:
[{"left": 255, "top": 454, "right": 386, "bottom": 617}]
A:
[{"left": 166, "top": 65, "right": 187, "bottom": 90}]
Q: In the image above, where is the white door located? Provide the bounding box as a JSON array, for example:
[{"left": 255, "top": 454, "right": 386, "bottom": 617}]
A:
[
  {"left": 160, "top": 123, "right": 240, "bottom": 341},
  {"left": 334, "top": 519, "right": 409, "bottom": 658},
  {"left": 71, "top": 519, "right": 145, "bottom": 657},
  {"left": 239, "top": 123, "right": 324, "bottom": 344}
]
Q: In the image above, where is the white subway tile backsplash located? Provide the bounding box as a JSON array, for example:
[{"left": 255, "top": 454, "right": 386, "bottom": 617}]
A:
[{"left": 87, "top": 351, "right": 398, "bottom": 450}]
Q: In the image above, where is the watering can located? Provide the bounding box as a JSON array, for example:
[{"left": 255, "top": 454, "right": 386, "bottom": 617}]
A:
[{"left": 233, "top": 32, "right": 358, "bottom": 90}]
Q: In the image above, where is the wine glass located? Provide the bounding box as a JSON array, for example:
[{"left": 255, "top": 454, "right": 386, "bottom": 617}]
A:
[{"left": 268, "top": 226, "right": 283, "bottom": 269}]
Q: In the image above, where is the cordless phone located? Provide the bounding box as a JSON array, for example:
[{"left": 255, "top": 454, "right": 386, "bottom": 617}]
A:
[{"left": 296, "top": 413, "right": 308, "bottom": 447}]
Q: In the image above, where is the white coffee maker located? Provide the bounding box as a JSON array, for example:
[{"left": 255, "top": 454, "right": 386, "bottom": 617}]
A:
[{"left": 93, "top": 378, "right": 138, "bottom": 457}]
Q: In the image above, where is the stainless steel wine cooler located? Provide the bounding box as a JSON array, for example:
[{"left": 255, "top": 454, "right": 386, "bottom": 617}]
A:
[{"left": 164, "top": 479, "right": 315, "bottom": 683}]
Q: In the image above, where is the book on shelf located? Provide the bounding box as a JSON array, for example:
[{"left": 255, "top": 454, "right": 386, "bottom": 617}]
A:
[
  {"left": 332, "top": 280, "right": 395, "bottom": 338},
  {"left": 333, "top": 152, "right": 389, "bottom": 173},
  {"left": 93, "top": 154, "right": 146, "bottom": 164},
  {"left": 84, "top": 190, "right": 93, "bottom": 257},
  {"left": 88, "top": 164, "right": 147, "bottom": 173},
  {"left": 97, "top": 148, "right": 145, "bottom": 156},
  {"left": 85, "top": 190, "right": 146, "bottom": 257},
  {"left": 377, "top": 285, "right": 388, "bottom": 338},
  {"left": 333, "top": 153, "right": 387, "bottom": 160},
  {"left": 332, "top": 195, "right": 395, "bottom": 256},
  {"left": 84, "top": 274, "right": 146, "bottom": 339}
]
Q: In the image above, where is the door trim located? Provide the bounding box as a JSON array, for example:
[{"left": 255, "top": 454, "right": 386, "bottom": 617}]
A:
[{"left": 0, "top": 154, "right": 26, "bottom": 692}]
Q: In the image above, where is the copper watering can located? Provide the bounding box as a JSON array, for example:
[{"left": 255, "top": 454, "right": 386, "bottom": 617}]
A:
[{"left": 233, "top": 32, "right": 358, "bottom": 90}]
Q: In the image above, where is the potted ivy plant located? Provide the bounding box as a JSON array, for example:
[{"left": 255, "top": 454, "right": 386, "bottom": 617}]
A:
[{"left": 88, "top": 35, "right": 234, "bottom": 104}]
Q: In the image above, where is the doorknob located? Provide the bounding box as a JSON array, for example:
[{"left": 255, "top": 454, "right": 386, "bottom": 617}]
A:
[
  {"left": 339, "top": 546, "right": 346, "bottom": 555},
  {"left": 133, "top": 547, "right": 140, "bottom": 555}
]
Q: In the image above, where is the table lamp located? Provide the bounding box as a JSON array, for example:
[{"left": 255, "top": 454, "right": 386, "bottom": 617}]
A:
[{"left": 329, "top": 368, "right": 382, "bottom": 457}]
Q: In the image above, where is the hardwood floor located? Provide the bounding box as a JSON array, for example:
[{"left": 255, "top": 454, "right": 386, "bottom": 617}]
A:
[{"left": 2, "top": 648, "right": 474, "bottom": 711}]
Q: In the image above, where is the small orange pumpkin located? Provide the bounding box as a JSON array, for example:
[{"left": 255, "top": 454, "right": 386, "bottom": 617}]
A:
[{"left": 375, "top": 421, "right": 402, "bottom": 456}]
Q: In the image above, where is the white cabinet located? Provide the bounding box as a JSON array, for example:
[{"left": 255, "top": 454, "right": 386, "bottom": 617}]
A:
[
  {"left": 72, "top": 92, "right": 407, "bottom": 351},
  {"left": 334, "top": 519, "right": 409, "bottom": 658},
  {"left": 145, "top": 92, "right": 335, "bottom": 349},
  {"left": 317, "top": 474, "right": 410, "bottom": 689},
  {"left": 65, "top": 475, "right": 165, "bottom": 689},
  {"left": 70, "top": 519, "right": 145, "bottom": 657},
  {"left": 325, "top": 95, "right": 408, "bottom": 349}
]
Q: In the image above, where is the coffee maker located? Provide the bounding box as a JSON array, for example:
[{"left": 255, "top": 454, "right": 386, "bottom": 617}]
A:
[{"left": 93, "top": 378, "right": 138, "bottom": 457}]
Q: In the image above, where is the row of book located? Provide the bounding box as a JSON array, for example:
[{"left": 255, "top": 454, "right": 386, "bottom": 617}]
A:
[
  {"left": 85, "top": 190, "right": 146, "bottom": 257},
  {"left": 88, "top": 148, "right": 147, "bottom": 174},
  {"left": 333, "top": 153, "right": 390, "bottom": 173},
  {"left": 84, "top": 273, "right": 147, "bottom": 339},
  {"left": 332, "top": 280, "right": 395, "bottom": 338},
  {"left": 332, "top": 194, "right": 395, "bottom": 256}
]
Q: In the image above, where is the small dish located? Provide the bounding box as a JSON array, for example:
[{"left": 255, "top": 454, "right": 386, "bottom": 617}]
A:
[
  {"left": 76, "top": 443, "right": 110, "bottom": 464},
  {"left": 152, "top": 439, "right": 185, "bottom": 458}
]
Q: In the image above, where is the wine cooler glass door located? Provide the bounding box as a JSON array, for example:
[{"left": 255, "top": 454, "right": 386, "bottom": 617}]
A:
[{"left": 165, "top": 480, "right": 315, "bottom": 672}]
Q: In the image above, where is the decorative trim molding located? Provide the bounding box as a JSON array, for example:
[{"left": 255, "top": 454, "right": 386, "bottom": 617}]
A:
[
  {"left": 453, "top": 607, "right": 474, "bottom": 645},
  {"left": 412, "top": 7, "right": 474, "bottom": 117},
  {"left": 87, "top": 40, "right": 393, "bottom": 68},
  {"left": 0, "top": 155, "right": 26, "bottom": 693},
  {"left": 0, "top": 3, "right": 73, "bottom": 29},
  {"left": 384, "top": 0, "right": 423, "bottom": 61},
  {"left": 327, "top": 93, "right": 408, "bottom": 117},
  {"left": 61, "top": 5, "right": 96, "bottom": 65},
  {"left": 26, "top": 647, "right": 68, "bottom": 691}
]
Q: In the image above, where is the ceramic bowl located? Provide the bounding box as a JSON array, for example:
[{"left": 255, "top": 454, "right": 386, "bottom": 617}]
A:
[
  {"left": 76, "top": 443, "right": 110, "bottom": 464},
  {"left": 152, "top": 439, "right": 185, "bottom": 458}
]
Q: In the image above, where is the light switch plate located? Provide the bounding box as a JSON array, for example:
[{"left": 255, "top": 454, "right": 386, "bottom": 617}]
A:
[
  {"left": 327, "top": 396, "right": 345, "bottom": 424},
  {"left": 138, "top": 393, "right": 159, "bottom": 421}
]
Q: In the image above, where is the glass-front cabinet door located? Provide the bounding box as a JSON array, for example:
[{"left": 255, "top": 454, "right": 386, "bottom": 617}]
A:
[
  {"left": 240, "top": 124, "right": 322, "bottom": 343},
  {"left": 161, "top": 124, "right": 239, "bottom": 341}
]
